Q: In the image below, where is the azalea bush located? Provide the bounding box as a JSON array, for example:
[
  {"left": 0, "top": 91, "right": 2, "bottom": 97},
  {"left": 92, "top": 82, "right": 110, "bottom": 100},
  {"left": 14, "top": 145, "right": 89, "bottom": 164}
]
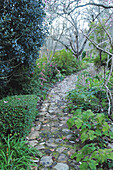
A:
[
  {"left": 35, "top": 54, "right": 64, "bottom": 83},
  {"left": 36, "top": 61, "right": 59, "bottom": 84}
]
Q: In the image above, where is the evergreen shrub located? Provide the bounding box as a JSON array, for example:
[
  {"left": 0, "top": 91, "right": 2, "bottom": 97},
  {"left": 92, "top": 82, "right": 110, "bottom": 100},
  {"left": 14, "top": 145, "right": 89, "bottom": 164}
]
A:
[
  {"left": 0, "top": 0, "right": 46, "bottom": 98},
  {"left": 0, "top": 95, "right": 38, "bottom": 140}
]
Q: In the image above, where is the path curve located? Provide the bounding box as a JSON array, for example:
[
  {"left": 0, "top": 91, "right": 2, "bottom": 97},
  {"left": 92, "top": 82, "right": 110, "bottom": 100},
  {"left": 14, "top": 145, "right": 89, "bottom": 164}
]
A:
[{"left": 28, "top": 64, "right": 96, "bottom": 170}]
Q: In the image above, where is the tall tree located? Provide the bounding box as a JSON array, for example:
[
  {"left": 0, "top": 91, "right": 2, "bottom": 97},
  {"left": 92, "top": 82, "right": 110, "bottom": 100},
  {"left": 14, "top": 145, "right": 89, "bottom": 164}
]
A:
[
  {"left": 44, "top": 0, "right": 111, "bottom": 59},
  {"left": 0, "top": 0, "right": 47, "bottom": 97}
]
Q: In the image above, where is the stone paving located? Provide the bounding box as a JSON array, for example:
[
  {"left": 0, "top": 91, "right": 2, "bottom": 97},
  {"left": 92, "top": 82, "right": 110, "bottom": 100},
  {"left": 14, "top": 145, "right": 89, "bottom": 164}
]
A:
[{"left": 27, "top": 64, "right": 97, "bottom": 170}]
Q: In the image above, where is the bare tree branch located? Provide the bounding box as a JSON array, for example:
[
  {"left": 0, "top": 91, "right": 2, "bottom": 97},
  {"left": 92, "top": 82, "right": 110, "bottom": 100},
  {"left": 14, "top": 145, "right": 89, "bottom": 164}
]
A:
[{"left": 67, "top": 3, "right": 113, "bottom": 15}]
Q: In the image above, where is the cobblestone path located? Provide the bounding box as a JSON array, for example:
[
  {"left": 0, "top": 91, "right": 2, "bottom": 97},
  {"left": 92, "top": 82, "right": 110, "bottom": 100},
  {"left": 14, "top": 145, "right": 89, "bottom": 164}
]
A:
[{"left": 27, "top": 64, "right": 96, "bottom": 170}]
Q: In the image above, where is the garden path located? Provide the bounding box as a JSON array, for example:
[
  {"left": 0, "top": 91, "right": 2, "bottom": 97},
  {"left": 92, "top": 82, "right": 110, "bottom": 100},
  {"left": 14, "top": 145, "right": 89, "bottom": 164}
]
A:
[{"left": 27, "top": 63, "right": 96, "bottom": 170}]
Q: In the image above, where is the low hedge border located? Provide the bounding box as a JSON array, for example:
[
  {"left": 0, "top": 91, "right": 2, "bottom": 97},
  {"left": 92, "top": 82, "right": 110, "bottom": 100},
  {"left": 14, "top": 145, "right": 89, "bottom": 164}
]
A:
[{"left": 0, "top": 95, "right": 39, "bottom": 140}]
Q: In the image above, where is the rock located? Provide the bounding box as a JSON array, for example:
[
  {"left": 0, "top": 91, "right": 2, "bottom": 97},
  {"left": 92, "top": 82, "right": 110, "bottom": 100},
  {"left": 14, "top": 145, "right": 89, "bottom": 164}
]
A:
[
  {"left": 55, "top": 138, "right": 64, "bottom": 144},
  {"left": 47, "top": 138, "right": 55, "bottom": 143},
  {"left": 62, "top": 129, "right": 71, "bottom": 133},
  {"left": 53, "top": 163, "right": 69, "bottom": 170},
  {"left": 31, "top": 167, "right": 38, "bottom": 170},
  {"left": 39, "top": 117, "right": 45, "bottom": 121},
  {"left": 35, "top": 125, "right": 41, "bottom": 131},
  {"left": 40, "top": 106, "right": 48, "bottom": 112},
  {"left": 29, "top": 140, "right": 38, "bottom": 147},
  {"left": 40, "top": 142, "right": 46, "bottom": 145},
  {"left": 51, "top": 127, "right": 59, "bottom": 132},
  {"left": 67, "top": 149, "right": 75, "bottom": 156},
  {"left": 66, "top": 134, "right": 72, "bottom": 139},
  {"left": 39, "top": 112, "right": 48, "bottom": 116},
  {"left": 58, "top": 154, "right": 68, "bottom": 162},
  {"left": 108, "top": 143, "right": 113, "bottom": 149},
  {"left": 41, "top": 126, "right": 50, "bottom": 131},
  {"left": 35, "top": 145, "right": 45, "bottom": 150},
  {"left": 43, "top": 120, "right": 49, "bottom": 124},
  {"left": 29, "top": 131, "right": 39, "bottom": 139},
  {"left": 46, "top": 142, "right": 57, "bottom": 148},
  {"left": 27, "top": 66, "right": 97, "bottom": 169},
  {"left": 34, "top": 121, "right": 40, "bottom": 126},
  {"left": 35, "top": 122, "right": 41, "bottom": 130},
  {"left": 31, "top": 127, "right": 35, "bottom": 132},
  {"left": 40, "top": 156, "right": 53, "bottom": 167},
  {"left": 56, "top": 147, "right": 67, "bottom": 153}
]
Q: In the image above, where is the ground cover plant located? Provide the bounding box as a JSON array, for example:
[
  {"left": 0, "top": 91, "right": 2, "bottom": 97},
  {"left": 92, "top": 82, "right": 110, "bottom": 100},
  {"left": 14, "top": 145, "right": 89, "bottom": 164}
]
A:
[
  {"left": 66, "top": 70, "right": 108, "bottom": 114},
  {"left": 0, "top": 135, "right": 41, "bottom": 169},
  {"left": 66, "top": 68, "right": 113, "bottom": 169},
  {"left": 67, "top": 109, "right": 113, "bottom": 170}
]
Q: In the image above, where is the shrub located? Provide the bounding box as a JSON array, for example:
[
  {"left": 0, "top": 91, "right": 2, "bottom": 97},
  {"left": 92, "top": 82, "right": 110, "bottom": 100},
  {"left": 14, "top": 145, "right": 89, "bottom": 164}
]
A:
[
  {"left": 67, "top": 74, "right": 108, "bottom": 114},
  {"left": 82, "top": 57, "right": 93, "bottom": 63},
  {"left": 36, "top": 59, "right": 59, "bottom": 82},
  {"left": 52, "top": 49, "right": 81, "bottom": 75},
  {"left": 0, "top": 0, "right": 46, "bottom": 97},
  {"left": 0, "top": 95, "right": 38, "bottom": 140},
  {"left": 93, "top": 53, "right": 111, "bottom": 68},
  {"left": 0, "top": 135, "right": 41, "bottom": 169}
]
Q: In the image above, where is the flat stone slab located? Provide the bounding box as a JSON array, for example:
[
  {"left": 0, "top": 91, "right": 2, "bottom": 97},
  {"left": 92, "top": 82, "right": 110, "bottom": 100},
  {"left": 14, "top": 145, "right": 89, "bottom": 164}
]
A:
[
  {"left": 40, "top": 156, "right": 53, "bottom": 167},
  {"left": 28, "top": 140, "right": 38, "bottom": 147},
  {"left": 53, "top": 163, "right": 69, "bottom": 170},
  {"left": 55, "top": 138, "right": 64, "bottom": 144},
  {"left": 56, "top": 147, "right": 68, "bottom": 153},
  {"left": 58, "top": 154, "right": 68, "bottom": 162},
  {"left": 39, "top": 112, "right": 48, "bottom": 116},
  {"left": 29, "top": 131, "right": 39, "bottom": 139},
  {"left": 62, "top": 129, "right": 71, "bottom": 133},
  {"left": 46, "top": 142, "right": 58, "bottom": 148},
  {"left": 35, "top": 145, "right": 45, "bottom": 150}
]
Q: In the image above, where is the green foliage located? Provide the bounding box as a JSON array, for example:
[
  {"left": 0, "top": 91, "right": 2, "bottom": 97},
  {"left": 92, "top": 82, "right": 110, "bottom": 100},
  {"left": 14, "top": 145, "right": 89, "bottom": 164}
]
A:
[
  {"left": 82, "top": 51, "right": 86, "bottom": 59},
  {"left": 89, "top": 20, "right": 108, "bottom": 48},
  {"left": 52, "top": 49, "right": 82, "bottom": 75},
  {"left": 93, "top": 52, "right": 111, "bottom": 68},
  {"left": 82, "top": 57, "right": 93, "bottom": 63},
  {"left": 67, "top": 72, "right": 108, "bottom": 114},
  {"left": 89, "top": 19, "right": 112, "bottom": 69},
  {"left": 0, "top": 95, "right": 38, "bottom": 140},
  {"left": 36, "top": 59, "right": 59, "bottom": 83},
  {"left": 0, "top": 135, "right": 41, "bottom": 169},
  {"left": 67, "top": 109, "right": 113, "bottom": 169},
  {"left": 0, "top": 0, "right": 47, "bottom": 97},
  {"left": 34, "top": 58, "right": 62, "bottom": 98},
  {"left": 34, "top": 49, "right": 86, "bottom": 91}
]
